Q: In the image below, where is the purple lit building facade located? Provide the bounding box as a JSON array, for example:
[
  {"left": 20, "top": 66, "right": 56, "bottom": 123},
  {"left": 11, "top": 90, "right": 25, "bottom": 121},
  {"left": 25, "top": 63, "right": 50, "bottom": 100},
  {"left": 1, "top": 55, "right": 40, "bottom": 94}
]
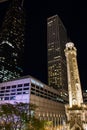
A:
[{"left": 0, "top": 75, "right": 67, "bottom": 126}]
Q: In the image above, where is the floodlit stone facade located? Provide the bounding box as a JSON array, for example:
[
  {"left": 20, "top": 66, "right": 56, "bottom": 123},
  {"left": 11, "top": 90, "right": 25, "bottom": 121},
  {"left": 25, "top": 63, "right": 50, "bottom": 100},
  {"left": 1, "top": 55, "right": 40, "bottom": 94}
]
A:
[{"left": 64, "top": 42, "right": 87, "bottom": 130}]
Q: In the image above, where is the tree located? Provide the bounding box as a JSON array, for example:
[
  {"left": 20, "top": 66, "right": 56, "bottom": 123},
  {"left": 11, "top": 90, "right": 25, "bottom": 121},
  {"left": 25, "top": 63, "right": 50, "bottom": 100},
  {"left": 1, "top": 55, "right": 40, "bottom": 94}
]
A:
[
  {"left": 27, "top": 117, "right": 45, "bottom": 130},
  {"left": 0, "top": 103, "right": 18, "bottom": 130},
  {"left": 0, "top": 102, "right": 32, "bottom": 130},
  {"left": 0, "top": 102, "right": 46, "bottom": 130}
]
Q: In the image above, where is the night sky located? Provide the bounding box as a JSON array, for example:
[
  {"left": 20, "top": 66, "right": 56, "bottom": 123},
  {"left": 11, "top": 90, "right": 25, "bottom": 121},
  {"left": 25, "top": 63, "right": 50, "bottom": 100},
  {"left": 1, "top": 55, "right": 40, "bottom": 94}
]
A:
[{"left": 0, "top": 0, "right": 87, "bottom": 90}]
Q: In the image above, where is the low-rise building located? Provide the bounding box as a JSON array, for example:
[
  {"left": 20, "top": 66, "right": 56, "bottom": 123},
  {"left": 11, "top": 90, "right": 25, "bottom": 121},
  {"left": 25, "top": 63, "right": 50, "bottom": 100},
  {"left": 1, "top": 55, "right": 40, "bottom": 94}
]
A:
[{"left": 0, "top": 75, "right": 68, "bottom": 127}]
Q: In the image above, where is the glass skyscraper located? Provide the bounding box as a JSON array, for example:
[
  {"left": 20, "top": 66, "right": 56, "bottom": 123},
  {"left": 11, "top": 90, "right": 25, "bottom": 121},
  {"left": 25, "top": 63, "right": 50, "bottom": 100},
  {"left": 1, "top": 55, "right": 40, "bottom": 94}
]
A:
[
  {"left": 0, "top": 0, "right": 25, "bottom": 82},
  {"left": 47, "top": 15, "right": 68, "bottom": 91}
]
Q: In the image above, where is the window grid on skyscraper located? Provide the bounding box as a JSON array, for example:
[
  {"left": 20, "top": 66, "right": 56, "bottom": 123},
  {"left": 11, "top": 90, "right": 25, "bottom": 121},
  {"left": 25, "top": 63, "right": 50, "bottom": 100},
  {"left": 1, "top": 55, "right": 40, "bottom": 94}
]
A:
[
  {"left": 0, "top": 0, "right": 25, "bottom": 82},
  {"left": 47, "top": 15, "right": 68, "bottom": 91}
]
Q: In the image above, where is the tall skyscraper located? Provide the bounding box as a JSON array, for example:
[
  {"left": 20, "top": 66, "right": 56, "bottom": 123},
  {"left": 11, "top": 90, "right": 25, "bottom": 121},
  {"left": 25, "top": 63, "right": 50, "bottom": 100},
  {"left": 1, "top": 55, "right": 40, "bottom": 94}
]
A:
[
  {"left": 65, "top": 42, "right": 87, "bottom": 130},
  {"left": 47, "top": 14, "right": 68, "bottom": 91},
  {"left": 0, "top": 0, "right": 25, "bottom": 82}
]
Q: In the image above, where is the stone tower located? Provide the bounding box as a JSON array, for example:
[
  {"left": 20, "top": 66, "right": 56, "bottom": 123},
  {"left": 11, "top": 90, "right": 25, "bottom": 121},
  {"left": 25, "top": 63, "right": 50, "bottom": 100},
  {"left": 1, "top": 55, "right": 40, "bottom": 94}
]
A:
[{"left": 64, "top": 42, "right": 87, "bottom": 130}]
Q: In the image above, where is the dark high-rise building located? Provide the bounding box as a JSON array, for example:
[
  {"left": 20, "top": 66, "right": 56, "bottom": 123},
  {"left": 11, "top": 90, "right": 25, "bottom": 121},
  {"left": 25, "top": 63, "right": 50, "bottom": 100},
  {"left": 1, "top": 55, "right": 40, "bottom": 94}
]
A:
[
  {"left": 0, "top": 0, "right": 25, "bottom": 82},
  {"left": 47, "top": 15, "right": 68, "bottom": 91}
]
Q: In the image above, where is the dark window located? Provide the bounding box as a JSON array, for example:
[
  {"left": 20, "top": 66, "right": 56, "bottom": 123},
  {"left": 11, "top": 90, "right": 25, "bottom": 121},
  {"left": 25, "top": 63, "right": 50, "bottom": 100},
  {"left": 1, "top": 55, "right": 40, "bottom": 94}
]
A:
[
  {"left": 36, "top": 86, "right": 39, "bottom": 89},
  {"left": 0, "top": 91, "right": 4, "bottom": 93},
  {"left": 18, "top": 84, "right": 22, "bottom": 87},
  {"left": 36, "top": 90, "right": 39, "bottom": 92},
  {"left": 31, "top": 83, "right": 35, "bottom": 87},
  {"left": 0, "top": 94, "right": 4, "bottom": 96},
  {"left": 31, "top": 88, "right": 35, "bottom": 91},
  {"left": 17, "top": 92, "right": 22, "bottom": 95},
  {"left": 1, "top": 87, "right": 5, "bottom": 90},
  {"left": 6, "top": 86, "right": 10, "bottom": 89},
  {"left": 10, "top": 96, "right": 15, "bottom": 100},
  {"left": 11, "top": 89, "right": 16, "bottom": 92},
  {"left": 6, "top": 90, "right": 10, "bottom": 92},
  {"left": 24, "top": 83, "right": 29, "bottom": 86},
  {"left": 23, "top": 88, "right": 29, "bottom": 90},
  {"left": 31, "top": 91, "right": 35, "bottom": 94},
  {"left": 12, "top": 85, "right": 16, "bottom": 88},
  {"left": 44, "top": 89, "right": 47, "bottom": 92},
  {"left": 0, "top": 98, "right": 3, "bottom": 100},
  {"left": 40, "top": 87, "right": 43, "bottom": 91},
  {"left": 11, "top": 93, "right": 15, "bottom": 95},
  {"left": 23, "top": 91, "right": 29, "bottom": 94},
  {"left": 17, "top": 88, "right": 22, "bottom": 91},
  {"left": 5, "top": 97, "right": 9, "bottom": 100}
]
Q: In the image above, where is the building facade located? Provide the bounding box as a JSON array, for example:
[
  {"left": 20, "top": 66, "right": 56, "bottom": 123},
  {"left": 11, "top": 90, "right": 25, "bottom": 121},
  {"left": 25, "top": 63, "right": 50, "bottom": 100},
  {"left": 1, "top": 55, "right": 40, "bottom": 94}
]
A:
[
  {"left": 0, "top": 75, "right": 67, "bottom": 128},
  {"left": 65, "top": 42, "right": 87, "bottom": 130},
  {"left": 0, "top": 0, "right": 25, "bottom": 82},
  {"left": 47, "top": 14, "right": 68, "bottom": 91}
]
